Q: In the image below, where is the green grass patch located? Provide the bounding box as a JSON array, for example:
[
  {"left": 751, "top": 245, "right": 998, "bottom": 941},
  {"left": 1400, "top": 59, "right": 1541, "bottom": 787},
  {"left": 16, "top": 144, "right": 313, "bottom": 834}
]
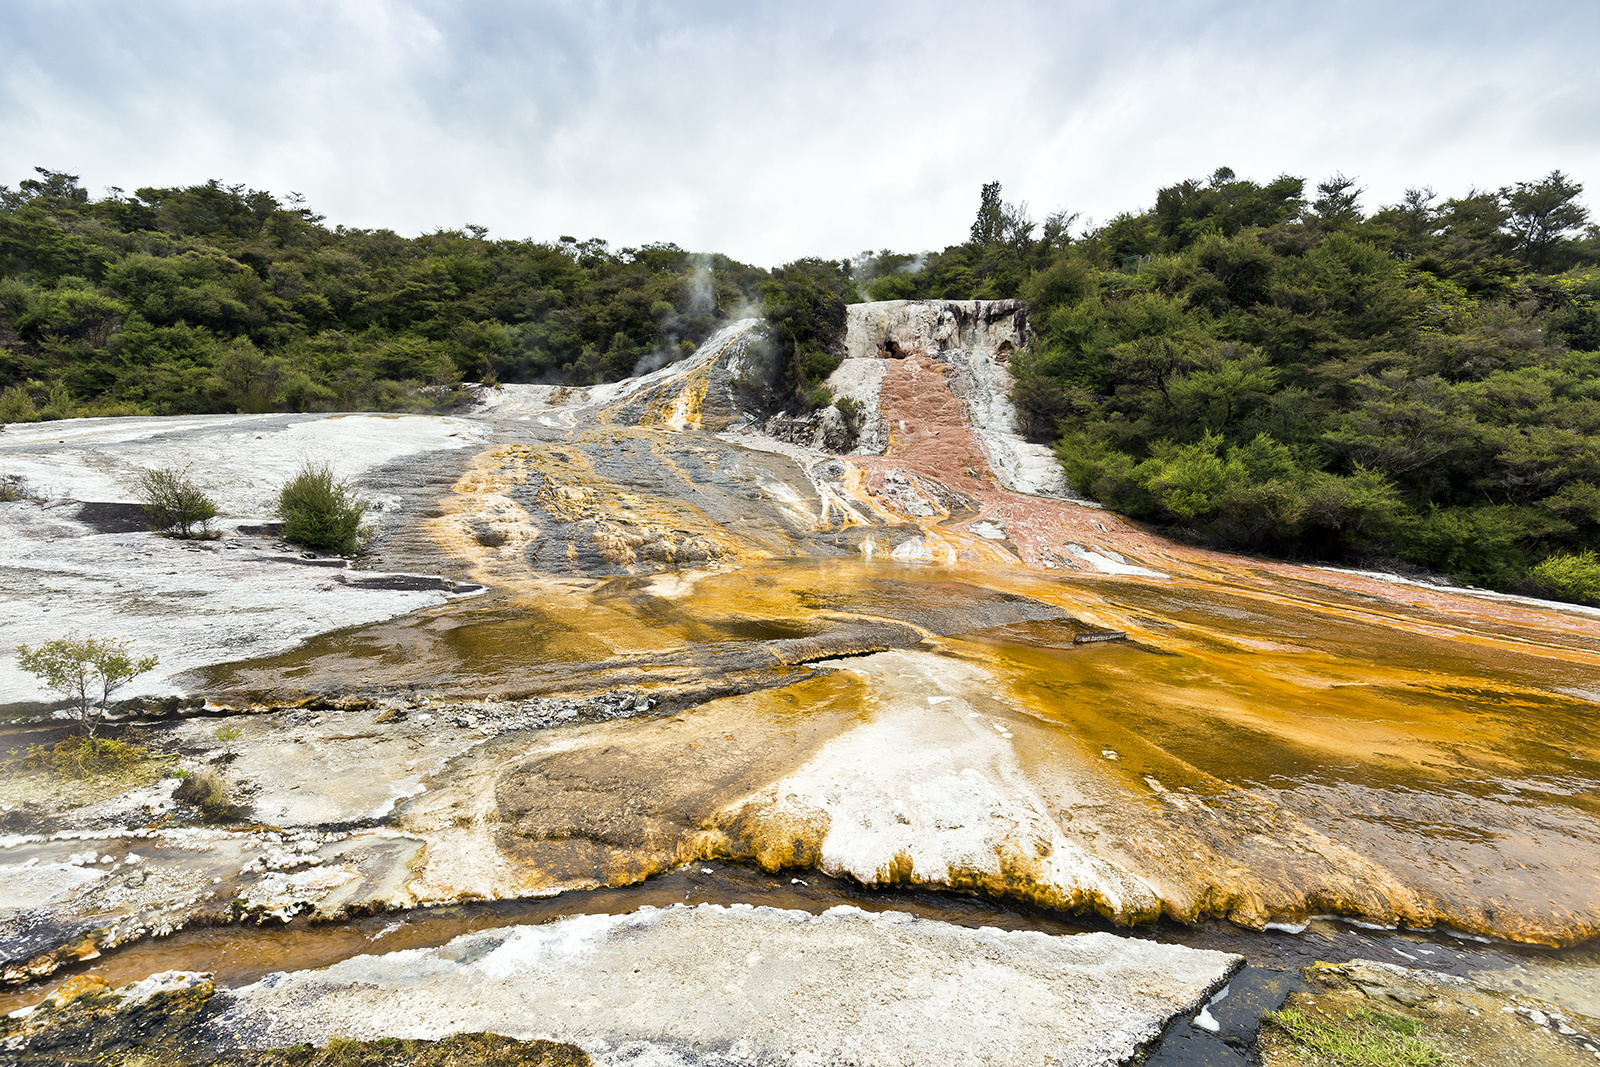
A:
[
  {"left": 1266, "top": 1005, "right": 1450, "bottom": 1066},
  {"left": 8, "top": 736, "right": 152, "bottom": 779},
  {"left": 85, "top": 1031, "right": 591, "bottom": 1066}
]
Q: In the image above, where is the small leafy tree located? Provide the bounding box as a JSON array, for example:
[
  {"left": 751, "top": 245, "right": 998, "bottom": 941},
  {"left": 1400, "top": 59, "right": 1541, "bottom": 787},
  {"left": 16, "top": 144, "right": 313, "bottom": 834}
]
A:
[
  {"left": 133, "top": 466, "right": 219, "bottom": 537},
  {"left": 211, "top": 338, "right": 287, "bottom": 413},
  {"left": 276, "top": 461, "right": 370, "bottom": 554},
  {"left": 16, "top": 631, "right": 158, "bottom": 737}
]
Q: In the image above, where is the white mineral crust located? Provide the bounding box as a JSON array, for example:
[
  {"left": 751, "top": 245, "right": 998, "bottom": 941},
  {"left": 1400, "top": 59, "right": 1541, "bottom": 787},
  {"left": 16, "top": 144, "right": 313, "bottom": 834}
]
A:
[
  {"left": 205, "top": 903, "right": 1238, "bottom": 1066},
  {"left": 723, "top": 649, "right": 1161, "bottom": 920},
  {"left": 0, "top": 412, "right": 486, "bottom": 702}
]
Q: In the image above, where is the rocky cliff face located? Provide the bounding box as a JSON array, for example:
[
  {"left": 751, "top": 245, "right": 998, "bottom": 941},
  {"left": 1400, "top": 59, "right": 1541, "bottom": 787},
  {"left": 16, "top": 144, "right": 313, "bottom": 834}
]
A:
[
  {"left": 824, "top": 300, "right": 1072, "bottom": 497},
  {"left": 842, "top": 298, "right": 1029, "bottom": 365},
  {"left": 467, "top": 301, "right": 1065, "bottom": 499}
]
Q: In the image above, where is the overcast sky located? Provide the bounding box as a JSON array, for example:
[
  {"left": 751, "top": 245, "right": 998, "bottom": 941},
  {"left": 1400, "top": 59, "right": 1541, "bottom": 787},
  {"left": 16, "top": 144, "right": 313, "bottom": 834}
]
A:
[{"left": 3, "top": 0, "right": 1596, "bottom": 266}]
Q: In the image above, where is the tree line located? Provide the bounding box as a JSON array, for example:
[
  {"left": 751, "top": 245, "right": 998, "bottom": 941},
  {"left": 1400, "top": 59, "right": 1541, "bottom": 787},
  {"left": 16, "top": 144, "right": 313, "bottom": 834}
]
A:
[{"left": 0, "top": 169, "right": 789, "bottom": 419}]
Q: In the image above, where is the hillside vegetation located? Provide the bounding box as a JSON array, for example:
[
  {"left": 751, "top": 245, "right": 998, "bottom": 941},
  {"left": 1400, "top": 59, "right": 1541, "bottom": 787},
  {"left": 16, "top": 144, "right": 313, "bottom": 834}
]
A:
[
  {"left": 3, "top": 166, "right": 1597, "bottom": 598},
  {"left": 864, "top": 172, "right": 1600, "bottom": 598},
  {"left": 0, "top": 169, "right": 779, "bottom": 417}
]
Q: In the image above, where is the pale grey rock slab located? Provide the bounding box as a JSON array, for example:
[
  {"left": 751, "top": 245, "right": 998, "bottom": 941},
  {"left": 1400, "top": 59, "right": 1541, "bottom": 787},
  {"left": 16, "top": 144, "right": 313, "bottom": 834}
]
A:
[
  {"left": 206, "top": 903, "right": 1239, "bottom": 1066},
  {"left": 474, "top": 319, "right": 760, "bottom": 427},
  {"left": 0, "top": 862, "right": 107, "bottom": 910},
  {"left": 0, "top": 411, "right": 488, "bottom": 704}
]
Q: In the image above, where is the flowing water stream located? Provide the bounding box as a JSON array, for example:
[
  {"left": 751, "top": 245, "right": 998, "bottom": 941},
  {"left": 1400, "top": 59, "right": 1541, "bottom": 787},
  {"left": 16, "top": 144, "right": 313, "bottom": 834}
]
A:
[{"left": 7, "top": 860, "right": 1598, "bottom": 1019}]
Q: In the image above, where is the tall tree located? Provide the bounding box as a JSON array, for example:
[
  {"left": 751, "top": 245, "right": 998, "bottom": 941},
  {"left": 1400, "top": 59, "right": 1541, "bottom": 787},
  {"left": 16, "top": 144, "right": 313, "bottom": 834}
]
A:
[
  {"left": 1312, "top": 173, "right": 1364, "bottom": 228},
  {"left": 970, "top": 182, "right": 1005, "bottom": 247},
  {"left": 1505, "top": 170, "right": 1588, "bottom": 270}
]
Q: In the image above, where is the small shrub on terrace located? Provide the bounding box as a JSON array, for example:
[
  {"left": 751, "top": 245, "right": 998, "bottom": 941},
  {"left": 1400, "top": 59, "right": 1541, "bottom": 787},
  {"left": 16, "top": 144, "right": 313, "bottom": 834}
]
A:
[
  {"left": 173, "top": 767, "right": 243, "bottom": 821},
  {"left": 133, "top": 466, "right": 219, "bottom": 538},
  {"left": 276, "top": 462, "right": 370, "bottom": 555},
  {"left": 0, "top": 473, "right": 33, "bottom": 502}
]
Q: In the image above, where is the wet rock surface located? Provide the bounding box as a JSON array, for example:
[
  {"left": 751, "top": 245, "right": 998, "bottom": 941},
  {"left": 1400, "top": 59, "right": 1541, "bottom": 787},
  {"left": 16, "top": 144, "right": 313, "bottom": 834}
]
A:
[
  {"left": 1141, "top": 966, "right": 1306, "bottom": 1066},
  {"left": 4, "top": 301, "right": 1600, "bottom": 1060},
  {"left": 1257, "top": 960, "right": 1600, "bottom": 1067},
  {"left": 200, "top": 904, "right": 1239, "bottom": 1066},
  {"left": 1, "top": 969, "right": 218, "bottom": 1064},
  {"left": 0, "top": 970, "right": 590, "bottom": 1065},
  {"left": 10, "top": 948, "right": 1595, "bottom": 1067}
]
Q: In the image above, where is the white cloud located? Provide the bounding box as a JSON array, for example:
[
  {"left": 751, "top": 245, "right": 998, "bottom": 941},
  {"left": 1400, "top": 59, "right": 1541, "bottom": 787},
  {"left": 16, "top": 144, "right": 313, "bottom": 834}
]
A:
[{"left": 2, "top": 0, "right": 1596, "bottom": 265}]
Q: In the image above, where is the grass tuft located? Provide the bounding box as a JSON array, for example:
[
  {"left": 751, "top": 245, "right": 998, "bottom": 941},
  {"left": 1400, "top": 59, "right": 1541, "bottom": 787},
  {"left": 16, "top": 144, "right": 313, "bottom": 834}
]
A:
[
  {"left": 173, "top": 768, "right": 244, "bottom": 821},
  {"left": 0, "top": 472, "right": 36, "bottom": 502},
  {"left": 1266, "top": 1005, "right": 1449, "bottom": 1066}
]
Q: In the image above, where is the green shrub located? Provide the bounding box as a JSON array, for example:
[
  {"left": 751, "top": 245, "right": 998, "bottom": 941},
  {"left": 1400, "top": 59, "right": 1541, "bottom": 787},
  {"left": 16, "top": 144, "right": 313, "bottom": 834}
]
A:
[
  {"left": 276, "top": 462, "right": 370, "bottom": 554},
  {"left": 0, "top": 384, "right": 40, "bottom": 425},
  {"left": 1529, "top": 550, "right": 1600, "bottom": 605},
  {"left": 133, "top": 466, "right": 219, "bottom": 537},
  {"left": 38, "top": 380, "right": 76, "bottom": 421},
  {"left": 173, "top": 767, "right": 243, "bottom": 821},
  {"left": 1397, "top": 505, "right": 1564, "bottom": 589}
]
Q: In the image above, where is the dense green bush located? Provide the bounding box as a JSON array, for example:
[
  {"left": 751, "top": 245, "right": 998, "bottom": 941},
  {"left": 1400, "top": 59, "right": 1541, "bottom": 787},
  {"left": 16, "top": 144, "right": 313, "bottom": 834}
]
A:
[
  {"left": 276, "top": 462, "right": 369, "bottom": 554},
  {"left": 1528, "top": 550, "right": 1600, "bottom": 605},
  {"left": 968, "top": 169, "right": 1600, "bottom": 588},
  {"left": 133, "top": 465, "right": 219, "bottom": 537},
  {"left": 0, "top": 384, "right": 38, "bottom": 424},
  {"left": 0, "top": 170, "right": 776, "bottom": 414},
  {"left": 757, "top": 263, "right": 850, "bottom": 412}
]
